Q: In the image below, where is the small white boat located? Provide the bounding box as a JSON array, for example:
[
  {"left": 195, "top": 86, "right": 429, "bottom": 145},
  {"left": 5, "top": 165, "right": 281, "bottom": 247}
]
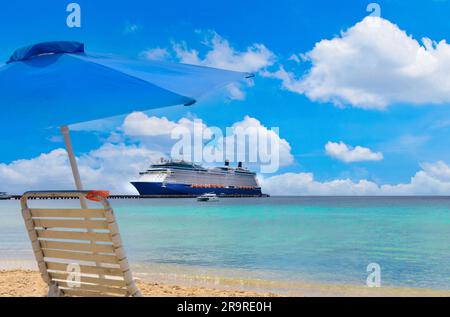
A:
[
  {"left": 197, "top": 193, "right": 219, "bottom": 202},
  {"left": 0, "top": 192, "right": 11, "bottom": 200}
]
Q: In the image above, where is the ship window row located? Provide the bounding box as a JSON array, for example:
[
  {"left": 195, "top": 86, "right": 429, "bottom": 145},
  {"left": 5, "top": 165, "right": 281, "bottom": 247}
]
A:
[{"left": 166, "top": 172, "right": 258, "bottom": 187}]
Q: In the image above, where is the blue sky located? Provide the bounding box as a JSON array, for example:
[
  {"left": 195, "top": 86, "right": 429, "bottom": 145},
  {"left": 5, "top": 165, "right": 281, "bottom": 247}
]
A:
[{"left": 1, "top": 0, "right": 450, "bottom": 194}]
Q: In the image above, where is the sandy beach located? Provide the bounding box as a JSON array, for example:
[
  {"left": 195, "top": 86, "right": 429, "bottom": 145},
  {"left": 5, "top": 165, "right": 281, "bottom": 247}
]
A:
[
  {"left": 0, "top": 270, "right": 276, "bottom": 297},
  {"left": 2, "top": 269, "right": 450, "bottom": 297}
]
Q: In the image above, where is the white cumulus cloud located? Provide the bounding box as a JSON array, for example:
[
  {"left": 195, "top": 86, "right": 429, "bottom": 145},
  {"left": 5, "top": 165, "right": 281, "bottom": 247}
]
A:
[
  {"left": 266, "top": 16, "right": 450, "bottom": 109},
  {"left": 172, "top": 31, "right": 276, "bottom": 73},
  {"left": 140, "top": 47, "right": 170, "bottom": 61},
  {"left": 122, "top": 112, "right": 202, "bottom": 137},
  {"left": 0, "top": 144, "right": 164, "bottom": 195},
  {"left": 420, "top": 161, "right": 450, "bottom": 182},
  {"left": 260, "top": 161, "right": 450, "bottom": 196},
  {"left": 325, "top": 141, "right": 383, "bottom": 163},
  {"left": 260, "top": 172, "right": 380, "bottom": 196},
  {"left": 123, "top": 112, "right": 293, "bottom": 173},
  {"left": 141, "top": 31, "right": 276, "bottom": 100},
  {"left": 203, "top": 116, "right": 294, "bottom": 173}
]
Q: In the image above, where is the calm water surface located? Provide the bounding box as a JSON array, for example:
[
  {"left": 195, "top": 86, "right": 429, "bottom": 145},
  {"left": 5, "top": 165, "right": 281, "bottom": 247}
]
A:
[{"left": 1, "top": 197, "right": 450, "bottom": 291}]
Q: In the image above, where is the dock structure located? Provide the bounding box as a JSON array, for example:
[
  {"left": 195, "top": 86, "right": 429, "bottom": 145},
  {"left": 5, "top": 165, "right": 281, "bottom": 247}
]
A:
[{"left": 7, "top": 194, "right": 268, "bottom": 200}]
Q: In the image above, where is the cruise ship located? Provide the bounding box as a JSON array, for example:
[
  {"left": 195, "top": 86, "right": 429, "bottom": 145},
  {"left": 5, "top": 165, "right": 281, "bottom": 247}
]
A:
[{"left": 131, "top": 160, "right": 263, "bottom": 197}]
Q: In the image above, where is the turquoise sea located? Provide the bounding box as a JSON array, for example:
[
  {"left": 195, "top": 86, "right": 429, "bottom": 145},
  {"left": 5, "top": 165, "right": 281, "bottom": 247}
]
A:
[{"left": 1, "top": 197, "right": 450, "bottom": 293}]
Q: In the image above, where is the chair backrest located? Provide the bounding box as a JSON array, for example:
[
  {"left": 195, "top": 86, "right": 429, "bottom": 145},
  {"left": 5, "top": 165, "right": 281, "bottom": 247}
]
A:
[{"left": 21, "top": 191, "right": 141, "bottom": 297}]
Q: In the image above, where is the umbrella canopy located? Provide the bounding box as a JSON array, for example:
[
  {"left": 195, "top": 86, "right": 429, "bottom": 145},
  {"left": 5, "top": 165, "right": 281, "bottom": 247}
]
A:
[{"left": 0, "top": 41, "right": 252, "bottom": 127}]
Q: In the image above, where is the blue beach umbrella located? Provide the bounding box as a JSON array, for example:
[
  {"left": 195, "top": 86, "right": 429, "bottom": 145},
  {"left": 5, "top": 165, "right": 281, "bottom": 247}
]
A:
[{"left": 0, "top": 41, "right": 252, "bottom": 193}]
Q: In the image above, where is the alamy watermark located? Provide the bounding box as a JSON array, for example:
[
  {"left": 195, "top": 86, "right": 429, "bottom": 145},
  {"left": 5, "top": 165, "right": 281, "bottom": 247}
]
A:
[
  {"left": 366, "top": 263, "right": 381, "bottom": 288},
  {"left": 66, "top": 263, "right": 81, "bottom": 288},
  {"left": 366, "top": 3, "right": 381, "bottom": 17},
  {"left": 66, "top": 3, "right": 81, "bottom": 28},
  {"left": 170, "top": 119, "right": 281, "bottom": 173}
]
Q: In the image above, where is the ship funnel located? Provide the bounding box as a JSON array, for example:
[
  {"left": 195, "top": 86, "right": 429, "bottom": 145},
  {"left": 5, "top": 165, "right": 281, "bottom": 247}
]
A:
[
  {"left": 238, "top": 162, "right": 243, "bottom": 168},
  {"left": 225, "top": 160, "right": 230, "bottom": 167}
]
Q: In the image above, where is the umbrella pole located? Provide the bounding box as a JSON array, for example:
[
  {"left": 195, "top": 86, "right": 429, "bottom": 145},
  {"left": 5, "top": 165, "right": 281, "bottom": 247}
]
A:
[
  {"left": 60, "top": 126, "right": 87, "bottom": 209},
  {"left": 60, "top": 126, "right": 103, "bottom": 273}
]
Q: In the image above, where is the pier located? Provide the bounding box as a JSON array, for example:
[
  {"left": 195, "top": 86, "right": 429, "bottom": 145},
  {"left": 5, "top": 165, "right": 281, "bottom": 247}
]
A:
[{"left": 5, "top": 194, "right": 269, "bottom": 200}]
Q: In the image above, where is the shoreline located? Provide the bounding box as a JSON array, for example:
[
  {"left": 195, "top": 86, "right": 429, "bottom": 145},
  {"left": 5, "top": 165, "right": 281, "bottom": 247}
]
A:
[
  {"left": 1, "top": 269, "right": 450, "bottom": 297},
  {"left": 0, "top": 270, "right": 277, "bottom": 297}
]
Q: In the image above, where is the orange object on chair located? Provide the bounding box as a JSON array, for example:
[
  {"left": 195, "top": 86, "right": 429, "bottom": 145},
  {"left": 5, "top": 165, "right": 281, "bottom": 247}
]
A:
[{"left": 86, "top": 190, "right": 110, "bottom": 202}]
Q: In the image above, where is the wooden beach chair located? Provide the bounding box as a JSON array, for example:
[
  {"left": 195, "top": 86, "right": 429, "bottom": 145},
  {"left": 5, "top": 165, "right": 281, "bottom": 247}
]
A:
[{"left": 20, "top": 191, "right": 142, "bottom": 297}]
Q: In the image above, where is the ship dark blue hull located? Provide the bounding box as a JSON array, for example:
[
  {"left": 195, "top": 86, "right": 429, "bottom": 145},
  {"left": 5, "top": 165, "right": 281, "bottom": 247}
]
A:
[{"left": 131, "top": 182, "right": 262, "bottom": 197}]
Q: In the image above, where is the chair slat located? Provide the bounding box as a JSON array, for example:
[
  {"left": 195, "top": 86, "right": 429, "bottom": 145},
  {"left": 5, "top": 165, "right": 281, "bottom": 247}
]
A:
[
  {"left": 31, "top": 209, "right": 106, "bottom": 218},
  {"left": 43, "top": 249, "right": 119, "bottom": 264},
  {"left": 34, "top": 219, "right": 109, "bottom": 230},
  {"left": 50, "top": 272, "right": 126, "bottom": 287},
  {"left": 57, "top": 282, "right": 128, "bottom": 295},
  {"left": 37, "top": 229, "right": 111, "bottom": 242},
  {"left": 46, "top": 262, "right": 123, "bottom": 276},
  {"left": 40, "top": 240, "right": 114, "bottom": 254},
  {"left": 61, "top": 288, "right": 118, "bottom": 297}
]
